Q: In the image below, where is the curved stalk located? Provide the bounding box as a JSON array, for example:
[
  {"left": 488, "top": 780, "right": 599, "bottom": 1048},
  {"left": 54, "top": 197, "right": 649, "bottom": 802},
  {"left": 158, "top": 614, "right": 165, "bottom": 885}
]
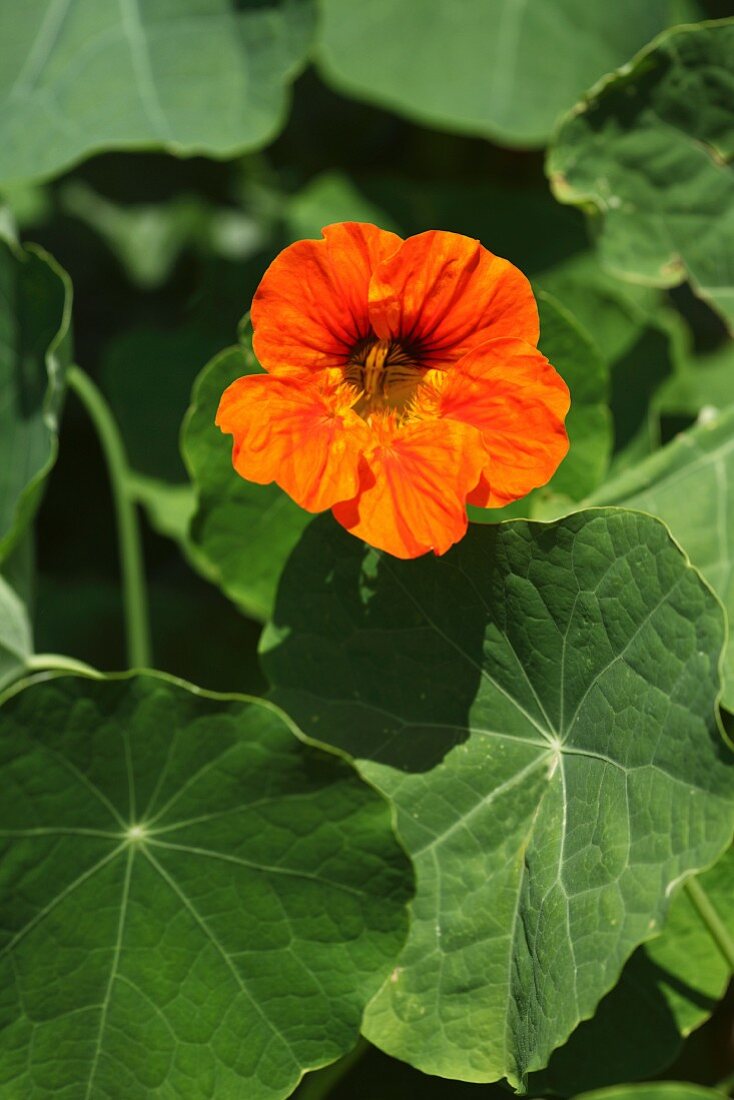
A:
[{"left": 67, "top": 366, "right": 152, "bottom": 668}]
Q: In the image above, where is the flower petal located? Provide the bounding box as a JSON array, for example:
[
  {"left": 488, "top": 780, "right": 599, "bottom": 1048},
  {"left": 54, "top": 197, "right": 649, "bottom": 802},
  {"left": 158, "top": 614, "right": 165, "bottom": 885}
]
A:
[
  {"left": 368, "top": 230, "right": 539, "bottom": 366},
  {"left": 333, "top": 419, "right": 487, "bottom": 559},
  {"left": 435, "top": 338, "right": 570, "bottom": 508},
  {"left": 216, "top": 372, "right": 369, "bottom": 512},
  {"left": 252, "top": 222, "right": 402, "bottom": 375}
]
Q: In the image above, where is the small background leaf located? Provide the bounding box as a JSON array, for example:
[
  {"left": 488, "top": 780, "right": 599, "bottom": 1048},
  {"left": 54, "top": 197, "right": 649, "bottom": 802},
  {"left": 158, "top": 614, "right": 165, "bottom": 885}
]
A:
[{"left": 548, "top": 20, "right": 734, "bottom": 331}]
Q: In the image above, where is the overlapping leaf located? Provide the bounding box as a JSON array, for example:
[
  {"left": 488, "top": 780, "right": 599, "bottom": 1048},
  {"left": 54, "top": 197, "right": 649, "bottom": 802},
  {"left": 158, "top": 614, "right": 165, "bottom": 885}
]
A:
[
  {"left": 0, "top": 236, "right": 71, "bottom": 560},
  {"left": 533, "top": 845, "right": 734, "bottom": 1093},
  {"left": 587, "top": 407, "right": 734, "bottom": 711},
  {"left": 0, "top": 0, "right": 315, "bottom": 185},
  {"left": 548, "top": 20, "right": 734, "bottom": 331},
  {"left": 317, "top": 0, "right": 689, "bottom": 147},
  {"left": 182, "top": 344, "right": 310, "bottom": 622},
  {"left": 263, "top": 510, "right": 734, "bottom": 1085},
  {"left": 0, "top": 672, "right": 411, "bottom": 1099}
]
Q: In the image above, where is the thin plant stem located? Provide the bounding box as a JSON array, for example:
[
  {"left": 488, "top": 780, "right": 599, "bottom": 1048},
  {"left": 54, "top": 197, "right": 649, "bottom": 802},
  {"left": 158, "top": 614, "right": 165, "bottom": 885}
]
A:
[
  {"left": 685, "top": 876, "right": 734, "bottom": 973},
  {"left": 67, "top": 366, "right": 152, "bottom": 668}
]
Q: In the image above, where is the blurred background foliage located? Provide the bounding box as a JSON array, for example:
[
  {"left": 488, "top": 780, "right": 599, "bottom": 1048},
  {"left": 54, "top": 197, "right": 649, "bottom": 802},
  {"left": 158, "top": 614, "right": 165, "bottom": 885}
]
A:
[{"left": 1, "top": 1, "right": 733, "bottom": 1092}]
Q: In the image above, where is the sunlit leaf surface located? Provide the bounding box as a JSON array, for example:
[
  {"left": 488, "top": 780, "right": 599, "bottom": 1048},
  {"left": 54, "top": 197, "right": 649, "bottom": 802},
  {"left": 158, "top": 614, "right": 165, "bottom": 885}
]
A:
[
  {"left": 532, "top": 844, "right": 734, "bottom": 1093},
  {"left": 264, "top": 510, "right": 734, "bottom": 1085}
]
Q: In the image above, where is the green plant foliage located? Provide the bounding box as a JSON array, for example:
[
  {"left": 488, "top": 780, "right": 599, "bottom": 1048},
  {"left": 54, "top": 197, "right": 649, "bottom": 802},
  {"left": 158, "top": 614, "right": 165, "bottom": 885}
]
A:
[
  {"left": 532, "top": 845, "right": 734, "bottom": 1093},
  {"left": 658, "top": 339, "right": 734, "bottom": 416},
  {"left": 282, "top": 172, "right": 401, "bottom": 243},
  {"left": 0, "top": 573, "right": 32, "bottom": 692},
  {"left": 548, "top": 20, "right": 734, "bottom": 332},
  {"left": 317, "top": 0, "right": 688, "bottom": 148},
  {"left": 0, "top": 236, "right": 71, "bottom": 561},
  {"left": 535, "top": 293, "right": 611, "bottom": 500},
  {"left": 0, "top": 672, "right": 411, "bottom": 1099},
  {"left": 587, "top": 406, "right": 734, "bottom": 711},
  {"left": 574, "top": 1084, "right": 729, "bottom": 1100},
  {"left": 263, "top": 509, "right": 734, "bottom": 1086},
  {"left": 537, "top": 251, "right": 662, "bottom": 366},
  {"left": 61, "top": 180, "right": 266, "bottom": 288},
  {"left": 0, "top": 0, "right": 316, "bottom": 186},
  {"left": 100, "top": 326, "right": 227, "bottom": 482},
  {"left": 182, "top": 345, "right": 311, "bottom": 622}
]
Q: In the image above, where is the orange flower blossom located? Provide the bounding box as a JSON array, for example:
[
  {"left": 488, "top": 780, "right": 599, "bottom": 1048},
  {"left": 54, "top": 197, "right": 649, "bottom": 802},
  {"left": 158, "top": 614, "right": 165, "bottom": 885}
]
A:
[{"left": 216, "top": 222, "right": 570, "bottom": 559}]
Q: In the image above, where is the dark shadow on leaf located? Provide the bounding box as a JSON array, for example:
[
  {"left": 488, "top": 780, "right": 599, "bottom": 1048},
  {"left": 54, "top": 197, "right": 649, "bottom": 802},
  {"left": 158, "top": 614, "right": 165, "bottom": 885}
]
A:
[{"left": 264, "top": 513, "right": 510, "bottom": 772}]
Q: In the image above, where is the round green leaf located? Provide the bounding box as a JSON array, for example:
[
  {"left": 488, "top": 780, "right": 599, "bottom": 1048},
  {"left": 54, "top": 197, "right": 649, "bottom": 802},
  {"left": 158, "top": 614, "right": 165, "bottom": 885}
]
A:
[
  {"left": 317, "top": 0, "right": 686, "bottom": 148},
  {"left": 0, "top": 237, "right": 71, "bottom": 560},
  {"left": 548, "top": 20, "right": 734, "bottom": 332},
  {"left": 0, "top": 672, "right": 411, "bottom": 1099},
  {"left": 263, "top": 509, "right": 734, "bottom": 1085},
  {"left": 182, "top": 344, "right": 310, "bottom": 622},
  {"left": 0, "top": 0, "right": 316, "bottom": 186}
]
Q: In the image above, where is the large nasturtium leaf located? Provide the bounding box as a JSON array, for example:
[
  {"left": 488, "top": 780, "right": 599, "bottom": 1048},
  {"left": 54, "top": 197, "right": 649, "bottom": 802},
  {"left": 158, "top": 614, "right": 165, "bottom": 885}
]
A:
[
  {"left": 0, "top": 0, "right": 315, "bottom": 186},
  {"left": 548, "top": 20, "right": 734, "bottom": 332},
  {"left": 587, "top": 406, "right": 734, "bottom": 711},
  {"left": 0, "top": 672, "right": 411, "bottom": 1099},
  {"left": 532, "top": 845, "right": 734, "bottom": 1093},
  {"left": 263, "top": 510, "right": 734, "bottom": 1085},
  {"left": 316, "top": 0, "right": 689, "bottom": 148},
  {"left": 182, "top": 344, "right": 310, "bottom": 622},
  {"left": 0, "top": 237, "right": 72, "bottom": 561}
]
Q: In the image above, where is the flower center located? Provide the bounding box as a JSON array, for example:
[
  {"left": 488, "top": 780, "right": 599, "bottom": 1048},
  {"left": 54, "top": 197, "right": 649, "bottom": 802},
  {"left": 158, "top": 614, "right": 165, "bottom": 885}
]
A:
[{"left": 344, "top": 338, "right": 424, "bottom": 418}]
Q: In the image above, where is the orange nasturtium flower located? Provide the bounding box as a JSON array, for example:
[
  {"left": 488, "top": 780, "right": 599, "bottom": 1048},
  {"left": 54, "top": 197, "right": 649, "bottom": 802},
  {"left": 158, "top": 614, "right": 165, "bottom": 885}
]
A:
[{"left": 216, "top": 223, "right": 570, "bottom": 559}]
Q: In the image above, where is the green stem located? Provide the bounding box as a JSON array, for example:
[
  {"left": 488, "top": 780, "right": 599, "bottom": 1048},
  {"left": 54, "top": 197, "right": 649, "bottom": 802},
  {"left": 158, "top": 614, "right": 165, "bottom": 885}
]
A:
[
  {"left": 67, "top": 366, "right": 152, "bottom": 668},
  {"left": 685, "top": 877, "right": 734, "bottom": 973},
  {"left": 296, "top": 1039, "right": 369, "bottom": 1100}
]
